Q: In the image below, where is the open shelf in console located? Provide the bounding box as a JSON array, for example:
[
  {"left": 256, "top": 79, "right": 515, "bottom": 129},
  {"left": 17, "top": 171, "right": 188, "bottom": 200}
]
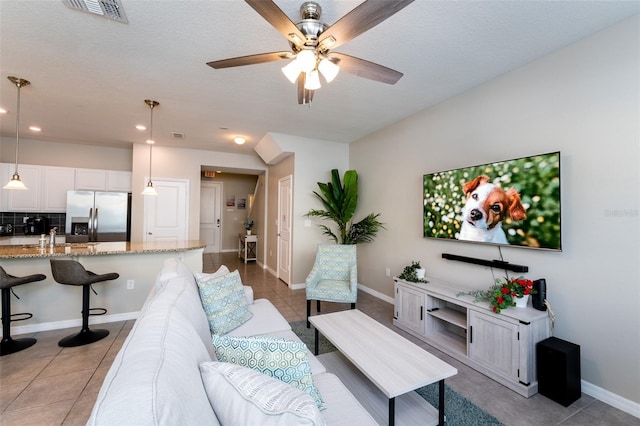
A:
[{"left": 425, "top": 295, "right": 467, "bottom": 356}]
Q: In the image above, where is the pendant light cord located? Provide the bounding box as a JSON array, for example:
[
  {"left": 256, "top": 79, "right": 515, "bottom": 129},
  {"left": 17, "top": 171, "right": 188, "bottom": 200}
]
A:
[{"left": 14, "top": 81, "right": 22, "bottom": 175}]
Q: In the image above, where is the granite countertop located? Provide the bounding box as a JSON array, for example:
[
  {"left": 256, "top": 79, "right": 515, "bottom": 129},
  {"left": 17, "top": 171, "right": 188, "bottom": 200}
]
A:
[{"left": 0, "top": 240, "right": 206, "bottom": 259}]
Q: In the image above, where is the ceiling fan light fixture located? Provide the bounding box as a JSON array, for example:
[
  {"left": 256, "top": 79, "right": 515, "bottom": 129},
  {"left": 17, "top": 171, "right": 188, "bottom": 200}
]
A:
[
  {"left": 296, "top": 48, "right": 316, "bottom": 74},
  {"left": 304, "top": 70, "right": 321, "bottom": 91},
  {"left": 318, "top": 58, "right": 339, "bottom": 83},
  {"left": 281, "top": 60, "right": 302, "bottom": 84}
]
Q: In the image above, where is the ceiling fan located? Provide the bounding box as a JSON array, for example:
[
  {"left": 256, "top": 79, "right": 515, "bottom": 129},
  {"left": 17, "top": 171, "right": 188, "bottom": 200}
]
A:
[{"left": 207, "top": 0, "right": 414, "bottom": 105}]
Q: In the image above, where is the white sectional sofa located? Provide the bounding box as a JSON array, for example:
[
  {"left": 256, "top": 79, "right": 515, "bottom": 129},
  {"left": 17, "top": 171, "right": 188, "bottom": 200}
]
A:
[{"left": 88, "top": 258, "right": 375, "bottom": 425}]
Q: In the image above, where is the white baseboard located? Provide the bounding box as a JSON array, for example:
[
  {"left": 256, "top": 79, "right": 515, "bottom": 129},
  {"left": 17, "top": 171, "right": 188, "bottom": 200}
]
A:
[
  {"left": 582, "top": 380, "right": 640, "bottom": 418},
  {"left": 358, "top": 283, "right": 394, "bottom": 305},
  {"left": 3, "top": 311, "right": 140, "bottom": 337}
]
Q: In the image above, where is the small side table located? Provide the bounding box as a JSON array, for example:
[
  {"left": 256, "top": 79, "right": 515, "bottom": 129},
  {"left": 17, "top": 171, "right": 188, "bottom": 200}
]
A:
[{"left": 238, "top": 233, "right": 257, "bottom": 263}]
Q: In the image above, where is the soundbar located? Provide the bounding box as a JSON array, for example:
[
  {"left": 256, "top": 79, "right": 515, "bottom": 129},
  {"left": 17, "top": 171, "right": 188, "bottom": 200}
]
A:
[{"left": 442, "top": 253, "right": 529, "bottom": 273}]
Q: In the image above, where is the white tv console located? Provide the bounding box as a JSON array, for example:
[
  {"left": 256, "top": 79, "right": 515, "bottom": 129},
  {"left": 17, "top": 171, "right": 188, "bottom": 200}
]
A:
[{"left": 393, "top": 277, "right": 551, "bottom": 397}]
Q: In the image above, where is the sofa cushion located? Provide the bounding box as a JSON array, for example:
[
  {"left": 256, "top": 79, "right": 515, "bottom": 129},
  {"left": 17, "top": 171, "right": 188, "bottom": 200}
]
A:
[
  {"left": 227, "top": 299, "right": 291, "bottom": 336},
  {"left": 155, "top": 256, "right": 197, "bottom": 289},
  {"left": 212, "top": 334, "right": 326, "bottom": 410},
  {"left": 200, "top": 362, "right": 325, "bottom": 426},
  {"left": 88, "top": 303, "right": 219, "bottom": 426},
  {"left": 198, "top": 269, "right": 253, "bottom": 334}
]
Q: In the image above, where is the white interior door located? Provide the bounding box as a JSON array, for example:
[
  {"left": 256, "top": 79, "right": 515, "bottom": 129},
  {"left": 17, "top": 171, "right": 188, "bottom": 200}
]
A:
[
  {"left": 200, "top": 181, "right": 222, "bottom": 253},
  {"left": 144, "top": 178, "right": 188, "bottom": 242},
  {"left": 277, "top": 175, "right": 292, "bottom": 285}
]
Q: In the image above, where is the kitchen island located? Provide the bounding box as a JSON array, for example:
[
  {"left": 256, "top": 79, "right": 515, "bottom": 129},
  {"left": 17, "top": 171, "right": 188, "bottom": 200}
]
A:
[{"left": 0, "top": 240, "right": 205, "bottom": 334}]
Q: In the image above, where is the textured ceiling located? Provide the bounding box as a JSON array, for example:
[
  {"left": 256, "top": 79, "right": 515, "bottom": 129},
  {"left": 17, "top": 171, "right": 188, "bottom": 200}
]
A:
[{"left": 1, "top": 1, "right": 638, "bottom": 155}]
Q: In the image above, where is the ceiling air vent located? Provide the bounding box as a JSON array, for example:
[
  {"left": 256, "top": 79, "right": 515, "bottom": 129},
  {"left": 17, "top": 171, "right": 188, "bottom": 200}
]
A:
[
  {"left": 63, "top": 0, "right": 128, "bottom": 23},
  {"left": 171, "top": 132, "right": 185, "bottom": 139}
]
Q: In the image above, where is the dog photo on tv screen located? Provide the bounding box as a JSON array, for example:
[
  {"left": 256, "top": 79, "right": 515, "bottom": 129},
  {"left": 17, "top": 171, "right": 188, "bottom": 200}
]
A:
[{"left": 423, "top": 152, "right": 561, "bottom": 251}]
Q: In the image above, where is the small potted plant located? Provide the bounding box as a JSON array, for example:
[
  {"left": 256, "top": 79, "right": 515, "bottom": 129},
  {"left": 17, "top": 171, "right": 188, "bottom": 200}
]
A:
[
  {"left": 244, "top": 219, "right": 254, "bottom": 235},
  {"left": 398, "top": 261, "right": 427, "bottom": 283},
  {"left": 458, "top": 276, "right": 536, "bottom": 313}
]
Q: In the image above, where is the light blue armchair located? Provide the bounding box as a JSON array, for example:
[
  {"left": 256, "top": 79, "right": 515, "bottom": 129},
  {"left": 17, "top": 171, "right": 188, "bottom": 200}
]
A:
[{"left": 306, "top": 244, "right": 357, "bottom": 328}]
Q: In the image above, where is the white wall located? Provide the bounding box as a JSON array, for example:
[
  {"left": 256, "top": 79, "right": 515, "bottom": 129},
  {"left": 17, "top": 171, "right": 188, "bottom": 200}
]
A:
[
  {"left": 0, "top": 137, "right": 132, "bottom": 170},
  {"left": 350, "top": 16, "right": 639, "bottom": 405},
  {"left": 271, "top": 134, "right": 349, "bottom": 285},
  {"left": 130, "top": 144, "right": 266, "bottom": 242}
]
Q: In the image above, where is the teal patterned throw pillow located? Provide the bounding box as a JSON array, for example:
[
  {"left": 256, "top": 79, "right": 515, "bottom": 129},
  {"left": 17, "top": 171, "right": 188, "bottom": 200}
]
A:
[
  {"left": 212, "top": 335, "right": 326, "bottom": 410},
  {"left": 197, "top": 270, "right": 252, "bottom": 334}
]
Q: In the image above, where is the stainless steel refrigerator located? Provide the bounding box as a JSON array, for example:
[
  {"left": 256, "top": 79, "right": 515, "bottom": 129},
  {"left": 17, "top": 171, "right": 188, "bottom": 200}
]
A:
[{"left": 65, "top": 191, "right": 131, "bottom": 243}]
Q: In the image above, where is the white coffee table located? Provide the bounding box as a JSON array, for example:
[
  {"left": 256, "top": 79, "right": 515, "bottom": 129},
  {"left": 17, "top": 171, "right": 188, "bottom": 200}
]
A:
[{"left": 310, "top": 309, "right": 457, "bottom": 426}]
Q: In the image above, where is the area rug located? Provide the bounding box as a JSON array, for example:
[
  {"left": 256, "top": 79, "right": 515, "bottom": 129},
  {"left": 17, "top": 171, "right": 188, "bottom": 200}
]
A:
[{"left": 290, "top": 320, "right": 503, "bottom": 426}]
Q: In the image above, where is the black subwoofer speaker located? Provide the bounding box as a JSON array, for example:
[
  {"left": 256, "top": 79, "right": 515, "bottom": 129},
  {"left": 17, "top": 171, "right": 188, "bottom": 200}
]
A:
[
  {"left": 532, "top": 278, "right": 547, "bottom": 311},
  {"left": 537, "top": 337, "right": 581, "bottom": 406}
]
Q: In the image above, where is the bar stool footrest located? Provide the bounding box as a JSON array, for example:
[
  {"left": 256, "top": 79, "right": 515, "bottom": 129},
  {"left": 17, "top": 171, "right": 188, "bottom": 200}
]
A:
[
  {"left": 89, "top": 308, "right": 107, "bottom": 316},
  {"left": 9, "top": 312, "right": 33, "bottom": 322}
]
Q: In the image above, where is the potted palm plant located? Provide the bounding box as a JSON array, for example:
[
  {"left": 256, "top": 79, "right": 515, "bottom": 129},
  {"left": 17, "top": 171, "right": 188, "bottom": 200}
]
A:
[{"left": 306, "top": 169, "right": 384, "bottom": 244}]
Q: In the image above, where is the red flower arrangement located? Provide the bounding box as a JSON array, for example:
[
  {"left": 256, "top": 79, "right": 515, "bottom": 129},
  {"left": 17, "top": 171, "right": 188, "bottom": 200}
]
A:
[{"left": 490, "top": 277, "right": 536, "bottom": 313}]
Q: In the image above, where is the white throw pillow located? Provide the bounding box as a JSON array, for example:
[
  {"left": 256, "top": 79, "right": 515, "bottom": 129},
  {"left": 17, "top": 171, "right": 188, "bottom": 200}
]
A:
[
  {"left": 212, "top": 334, "right": 325, "bottom": 410},
  {"left": 199, "top": 362, "right": 325, "bottom": 426},
  {"left": 197, "top": 269, "right": 252, "bottom": 334},
  {"left": 195, "top": 265, "right": 230, "bottom": 282}
]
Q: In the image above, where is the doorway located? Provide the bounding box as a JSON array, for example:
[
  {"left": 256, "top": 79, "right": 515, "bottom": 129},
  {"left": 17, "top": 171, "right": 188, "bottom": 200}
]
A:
[
  {"left": 277, "top": 175, "right": 292, "bottom": 285},
  {"left": 143, "top": 178, "right": 189, "bottom": 242},
  {"left": 200, "top": 181, "right": 223, "bottom": 253}
]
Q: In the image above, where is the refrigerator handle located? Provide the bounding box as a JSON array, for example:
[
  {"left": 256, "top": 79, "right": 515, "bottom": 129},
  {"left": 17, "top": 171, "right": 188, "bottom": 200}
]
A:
[
  {"left": 94, "top": 208, "right": 99, "bottom": 241},
  {"left": 88, "top": 208, "right": 93, "bottom": 239}
]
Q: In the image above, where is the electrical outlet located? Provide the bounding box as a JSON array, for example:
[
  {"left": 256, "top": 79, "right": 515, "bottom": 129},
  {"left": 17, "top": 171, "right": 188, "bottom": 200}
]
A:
[
  {"left": 385, "top": 267, "right": 391, "bottom": 277},
  {"left": 127, "top": 280, "right": 134, "bottom": 290}
]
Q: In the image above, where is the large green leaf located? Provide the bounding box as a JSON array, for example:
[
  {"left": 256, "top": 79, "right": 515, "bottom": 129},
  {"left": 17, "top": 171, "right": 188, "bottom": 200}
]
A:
[{"left": 306, "top": 169, "right": 383, "bottom": 245}]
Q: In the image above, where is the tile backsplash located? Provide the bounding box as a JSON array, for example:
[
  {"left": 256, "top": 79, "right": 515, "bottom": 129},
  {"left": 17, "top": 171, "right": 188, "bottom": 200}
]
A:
[{"left": 0, "top": 212, "right": 66, "bottom": 235}]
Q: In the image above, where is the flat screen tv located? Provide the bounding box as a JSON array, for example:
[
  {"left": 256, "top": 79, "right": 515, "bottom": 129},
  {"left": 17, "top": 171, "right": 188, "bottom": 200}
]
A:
[{"left": 423, "top": 151, "right": 561, "bottom": 251}]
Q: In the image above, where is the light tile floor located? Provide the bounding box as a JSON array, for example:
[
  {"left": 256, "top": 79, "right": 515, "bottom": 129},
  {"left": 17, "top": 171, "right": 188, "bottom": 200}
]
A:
[{"left": 0, "top": 252, "right": 637, "bottom": 425}]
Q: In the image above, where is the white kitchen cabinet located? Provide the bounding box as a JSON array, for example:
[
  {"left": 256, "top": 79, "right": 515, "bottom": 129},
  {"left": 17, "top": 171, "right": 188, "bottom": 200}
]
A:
[
  {"left": 75, "top": 169, "right": 131, "bottom": 192},
  {"left": 75, "top": 168, "right": 107, "bottom": 190},
  {"left": 107, "top": 170, "right": 132, "bottom": 192},
  {"left": 393, "top": 277, "right": 551, "bottom": 397},
  {"left": 4, "top": 164, "right": 42, "bottom": 211},
  {"left": 42, "top": 167, "right": 76, "bottom": 212}
]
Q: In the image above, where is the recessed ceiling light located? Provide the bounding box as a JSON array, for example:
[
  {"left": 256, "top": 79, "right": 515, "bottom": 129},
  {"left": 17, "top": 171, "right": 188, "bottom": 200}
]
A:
[
  {"left": 136, "top": 124, "right": 146, "bottom": 130},
  {"left": 234, "top": 137, "right": 246, "bottom": 145},
  {"left": 29, "top": 126, "right": 41, "bottom": 132},
  {"left": 0, "top": 108, "right": 7, "bottom": 114}
]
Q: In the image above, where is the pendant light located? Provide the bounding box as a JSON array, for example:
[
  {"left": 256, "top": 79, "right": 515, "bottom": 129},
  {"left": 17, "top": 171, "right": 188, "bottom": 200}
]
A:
[
  {"left": 142, "top": 99, "right": 159, "bottom": 196},
  {"left": 3, "top": 76, "right": 30, "bottom": 190}
]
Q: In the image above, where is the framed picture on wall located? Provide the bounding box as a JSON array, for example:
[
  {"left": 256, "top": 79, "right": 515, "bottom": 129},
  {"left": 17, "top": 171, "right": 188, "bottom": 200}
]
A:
[
  {"left": 226, "top": 195, "right": 235, "bottom": 207},
  {"left": 237, "top": 198, "right": 246, "bottom": 209}
]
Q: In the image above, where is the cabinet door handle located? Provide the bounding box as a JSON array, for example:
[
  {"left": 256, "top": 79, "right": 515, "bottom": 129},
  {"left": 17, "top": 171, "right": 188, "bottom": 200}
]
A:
[
  {"left": 420, "top": 306, "right": 423, "bottom": 321},
  {"left": 470, "top": 326, "right": 473, "bottom": 344}
]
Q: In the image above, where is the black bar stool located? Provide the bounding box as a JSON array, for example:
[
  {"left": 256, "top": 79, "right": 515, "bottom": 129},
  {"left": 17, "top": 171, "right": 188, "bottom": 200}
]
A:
[
  {"left": 0, "top": 266, "right": 46, "bottom": 356},
  {"left": 50, "top": 259, "right": 119, "bottom": 347}
]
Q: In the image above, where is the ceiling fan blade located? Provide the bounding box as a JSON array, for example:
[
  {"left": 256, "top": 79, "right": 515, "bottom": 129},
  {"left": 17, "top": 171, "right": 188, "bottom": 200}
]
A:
[
  {"left": 297, "top": 74, "right": 314, "bottom": 105},
  {"left": 207, "top": 51, "right": 292, "bottom": 69},
  {"left": 319, "top": 0, "right": 414, "bottom": 50},
  {"left": 330, "top": 52, "right": 403, "bottom": 84},
  {"left": 245, "top": 0, "right": 306, "bottom": 49}
]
